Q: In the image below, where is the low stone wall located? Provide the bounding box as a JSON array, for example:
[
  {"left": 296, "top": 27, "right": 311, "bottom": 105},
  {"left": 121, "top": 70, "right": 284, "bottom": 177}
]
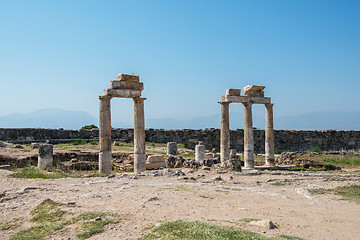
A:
[{"left": 0, "top": 128, "right": 359, "bottom": 153}]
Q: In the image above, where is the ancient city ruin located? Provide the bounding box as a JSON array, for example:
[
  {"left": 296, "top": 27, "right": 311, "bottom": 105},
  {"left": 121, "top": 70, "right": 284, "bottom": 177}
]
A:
[
  {"left": 1, "top": 73, "right": 359, "bottom": 240},
  {"left": 99, "top": 73, "right": 146, "bottom": 175},
  {"left": 220, "top": 85, "right": 274, "bottom": 169}
]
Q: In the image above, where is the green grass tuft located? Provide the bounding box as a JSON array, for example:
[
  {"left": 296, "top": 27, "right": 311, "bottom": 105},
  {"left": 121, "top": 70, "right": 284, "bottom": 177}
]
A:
[
  {"left": 0, "top": 221, "right": 18, "bottom": 231},
  {"left": 10, "top": 166, "right": 103, "bottom": 179},
  {"left": 175, "top": 186, "right": 193, "bottom": 192},
  {"left": 310, "top": 185, "right": 360, "bottom": 204},
  {"left": 75, "top": 218, "right": 119, "bottom": 240},
  {"left": 321, "top": 157, "right": 360, "bottom": 167},
  {"left": 9, "top": 199, "right": 120, "bottom": 240},
  {"left": 139, "top": 220, "right": 303, "bottom": 240}
]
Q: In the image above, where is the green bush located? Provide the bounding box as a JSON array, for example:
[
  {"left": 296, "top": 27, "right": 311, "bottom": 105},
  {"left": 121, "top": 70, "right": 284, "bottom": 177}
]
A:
[
  {"left": 310, "top": 146, "right": 321, "bottom": 152},
  {"left": 81, "top": 125, "right": 98, "bottom": 130}
]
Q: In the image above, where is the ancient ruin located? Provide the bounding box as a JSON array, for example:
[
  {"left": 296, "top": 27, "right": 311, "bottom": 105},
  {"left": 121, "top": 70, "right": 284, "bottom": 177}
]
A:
[
  {"left": 99, "top": 73, "right": 146, "bottom": 175},
  {"left": 220, "top": 85, "right": 274, "bottom": 169}
]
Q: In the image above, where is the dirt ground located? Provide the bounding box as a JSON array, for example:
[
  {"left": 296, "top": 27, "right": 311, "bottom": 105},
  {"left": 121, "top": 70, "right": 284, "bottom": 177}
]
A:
[{"left": 1, "top": 168, "right": 359, "bottom": 240}]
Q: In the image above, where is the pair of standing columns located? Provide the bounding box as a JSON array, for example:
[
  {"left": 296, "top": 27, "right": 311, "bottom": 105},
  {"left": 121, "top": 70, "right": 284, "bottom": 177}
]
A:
[
  {"left": 220, "top": 102, "right": 274, "bottom": 168},
  {"left": 98, "top": 96, "right": 146, "bottom": 175}
]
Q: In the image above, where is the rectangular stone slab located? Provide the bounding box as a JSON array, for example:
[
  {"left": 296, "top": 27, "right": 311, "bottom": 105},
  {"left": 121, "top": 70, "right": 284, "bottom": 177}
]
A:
[
  {"left": 110, "top": 81, "right": 143, "bottom": 90},
  {"left": 222, "top": 95, "right": 271, "bottom": 104},
  {"left": 226, "top": 89, "right": 241, "bottom": 96},
  {"left": 147, "top": 155, "right": 165, "bottom": 163},
  {"left": 116, "top": 74, "right": 139, "bottom": 82},
  {"left": 146, "top": 161, "right": 166, "bottom": 170},
  {"left": 104, "top": 88, "right": 141, "bottom": 98}
]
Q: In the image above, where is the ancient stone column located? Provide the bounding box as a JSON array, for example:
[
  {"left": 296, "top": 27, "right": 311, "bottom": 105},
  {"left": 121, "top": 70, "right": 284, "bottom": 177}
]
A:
[
  {"left": 38, "top": 144, "right": 53, "bottom": 169},
  {"left": 220, "top": 102, "right": 230, "bottom": 163},
  {"left": 243, "top": 102, "right": 254, "bottom": 169},
  {"left": 265, "top": 103, "right": 275, "bottom": 166},
  {"left": 99, "top": 95, "right": 112, "bottom": 175},
  {"left": 167, "top": 142, "right": 178, "bottom": 155},
  {"left": 195, "top": 141, "right": 205, "bottom": 163},
  {"left": 133, "top": 98, "right": 146, "bottom": 174}
]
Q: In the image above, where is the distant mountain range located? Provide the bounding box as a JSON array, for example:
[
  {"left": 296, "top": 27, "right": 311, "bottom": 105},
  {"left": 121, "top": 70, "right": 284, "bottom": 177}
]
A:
[
  {"left": 0, "top": 108, "right": 359, "bottom": 130},
  {"left": 0, "top": 109, "right": 98, "bottom": 129}
]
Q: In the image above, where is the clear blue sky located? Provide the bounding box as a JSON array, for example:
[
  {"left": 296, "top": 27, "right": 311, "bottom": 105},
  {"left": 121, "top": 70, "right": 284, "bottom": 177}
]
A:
[{"left": 0, "top": 0, "right": 359, "bottom": 124}]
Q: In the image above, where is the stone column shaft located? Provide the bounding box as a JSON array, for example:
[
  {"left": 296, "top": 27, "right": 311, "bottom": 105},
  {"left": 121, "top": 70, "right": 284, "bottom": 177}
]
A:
[
  {"left": 265, "top": 103, "right": 275, "bottom": 166},
  {"left": 243, "top": 102, "right": 254, "bottom": 169},
  {"left": 220, "top": 102, "right": 230, "bottom": 163},
  {"left": 133, "top": 98, "right": 146, "bottom": 174},
  {"left": 99, "top": 96, "right": 112, "bottom": 175}
]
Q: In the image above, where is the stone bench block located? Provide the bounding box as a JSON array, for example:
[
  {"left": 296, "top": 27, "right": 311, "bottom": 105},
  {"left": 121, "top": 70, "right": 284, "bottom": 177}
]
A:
[
  {"left": 104, "top": 88, "right": 141, "bottom": 98},
  {"left": 226, "top": 89, "right": 241, "bottom": 96},
  {"left": 110, "top": 81, "right": 143, "bottom": 91},
  {"left": 147, "top": 155, "right": 165, "bottom": 163},
  {"left": 116, "top": 74, "right": 139, "bottom": 82}
]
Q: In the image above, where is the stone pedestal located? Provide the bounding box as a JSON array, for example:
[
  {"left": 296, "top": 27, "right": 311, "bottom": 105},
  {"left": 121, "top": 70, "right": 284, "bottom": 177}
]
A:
[
  {"left": 220, "top": 102, "right": 230, "bottom": 163},
  {"left": 243, "top": 102, "right": 254, "bottom": 169},
  {"left": 167, "top": 142, "right": 178, "bottom": 155},
  {"left": 265, "top": 103, "right": 275, "bottom": 166},
  {"left": 195, "top": 142, "right": 205, "bottom": 163},
  {"left": 38, "top": 144, "right": 53, "bottom": 169},
  {"left": 99, "top": 96, "right": 112, "bottom": 175},
  {"left": 134, "top": 98, "right": 146, "bottom": 174}
]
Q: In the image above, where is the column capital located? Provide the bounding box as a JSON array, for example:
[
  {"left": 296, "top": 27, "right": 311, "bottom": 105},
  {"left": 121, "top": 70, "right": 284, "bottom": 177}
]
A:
[
  {"left": 265, "top": 103, "right": 274, "bottom": 108},
  {"left": 133, "top": 97, "right": 147, "bottom": 103},
  {"left": 242, "top": 102, "right": 253, "bottom": 107},
  {"left": 99, "top": 95, "right": 112, "bottom": 100},
  {"left": 218, "top": 101, "right": 231, "bottom": 105}
]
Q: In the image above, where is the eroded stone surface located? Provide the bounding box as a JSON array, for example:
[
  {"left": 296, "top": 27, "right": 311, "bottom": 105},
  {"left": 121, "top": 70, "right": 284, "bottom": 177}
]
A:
[{"left": 243, "top": 85, "right": 265, "bottom": 97}]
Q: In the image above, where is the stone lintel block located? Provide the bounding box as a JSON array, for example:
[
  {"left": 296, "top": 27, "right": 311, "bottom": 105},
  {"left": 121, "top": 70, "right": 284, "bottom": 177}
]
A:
[
  {"left": 110, "top": 81, "right": 143, "bottom": 90},
  {"left": 243, "top": 85, "right": 265, "bottom": 97},
  {"left": 222, "top": 95, "right": 271, "bottom": 104},
  {"left": 104, "top": 88, "right": 141, "bottom": 98},
  {"left": 116, "top": 73, "right": 139, "bottom": 82},
  {"left": 146, "top": 161, "right": 166, "bottom": 170},
  {"left": 226, "top": 89, "right": 241, "bottom": 96},
  {"left": 147, "top": 155, "right": 165, "bottom": 163}
]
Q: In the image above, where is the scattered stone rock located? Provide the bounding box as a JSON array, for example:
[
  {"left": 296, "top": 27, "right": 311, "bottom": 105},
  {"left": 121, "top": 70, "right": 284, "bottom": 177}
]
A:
[
  {"left": 0, "top": 165, "right": 11, "bottom": 170},
  {"left": 30, "top": 143, "right": 40, "bottom": 148},
  {"left": 250, "top": 219, "right": 276, "bottom": 229},
  {"left": 166, "top": 155, "right": 184, "bottom": 168}
]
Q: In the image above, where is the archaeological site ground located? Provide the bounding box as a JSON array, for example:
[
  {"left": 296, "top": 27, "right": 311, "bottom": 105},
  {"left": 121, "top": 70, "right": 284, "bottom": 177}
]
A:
[{"left": 0, "top": 74, "right": 359, "bottom": 240}]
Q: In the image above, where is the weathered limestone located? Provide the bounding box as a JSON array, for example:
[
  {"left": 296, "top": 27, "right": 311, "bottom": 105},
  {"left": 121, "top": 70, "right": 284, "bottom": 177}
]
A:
[
  {"left": 146, "top": 155, "right": 166, "bottom": 169},
  {"left": 195, "top": 141, "right": 205, "bottom": 162},
  {"left": 221, "top": 85, "right": 274, "bottom": 169},
  {"left": 99, "top": 73, "right": 146, "bottom": 175},
  {"left": 220, "top": 102, "right": 230, "bottom": 162},
  {"left": 133, "top": 98, "right": 146, "bottom": 174},
  {"left": 243, "top": 102, "right": 254, "bottom": 169},
  {"left": 99, "top": 95, "right": 112, "bottom": 175},
  {"left": 38, "top": 144, "right": 53, "bottom": 169},
  {"left": 265, "top": 103, "right": 275, "bottom": 166},
  {"left": 167, "top": 142, "right": 178, "bottom": 155},
  {"left": 226, "top": 89, "right": 241, "bottom": 96},
  {"left": 243, "top": 85, "right": 265, "bottom": 97}
]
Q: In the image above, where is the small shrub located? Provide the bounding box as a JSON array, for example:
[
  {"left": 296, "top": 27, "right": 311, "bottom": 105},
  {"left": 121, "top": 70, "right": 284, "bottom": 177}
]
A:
[
  {"left": 81, "top": 125, "right": 98, "bottom": 130},
  {"left": 310, "top": 146, "right": 321, "bottom": 152},
  {"left": 72, "top": 140, "right": 87, "bottom": 145}
]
